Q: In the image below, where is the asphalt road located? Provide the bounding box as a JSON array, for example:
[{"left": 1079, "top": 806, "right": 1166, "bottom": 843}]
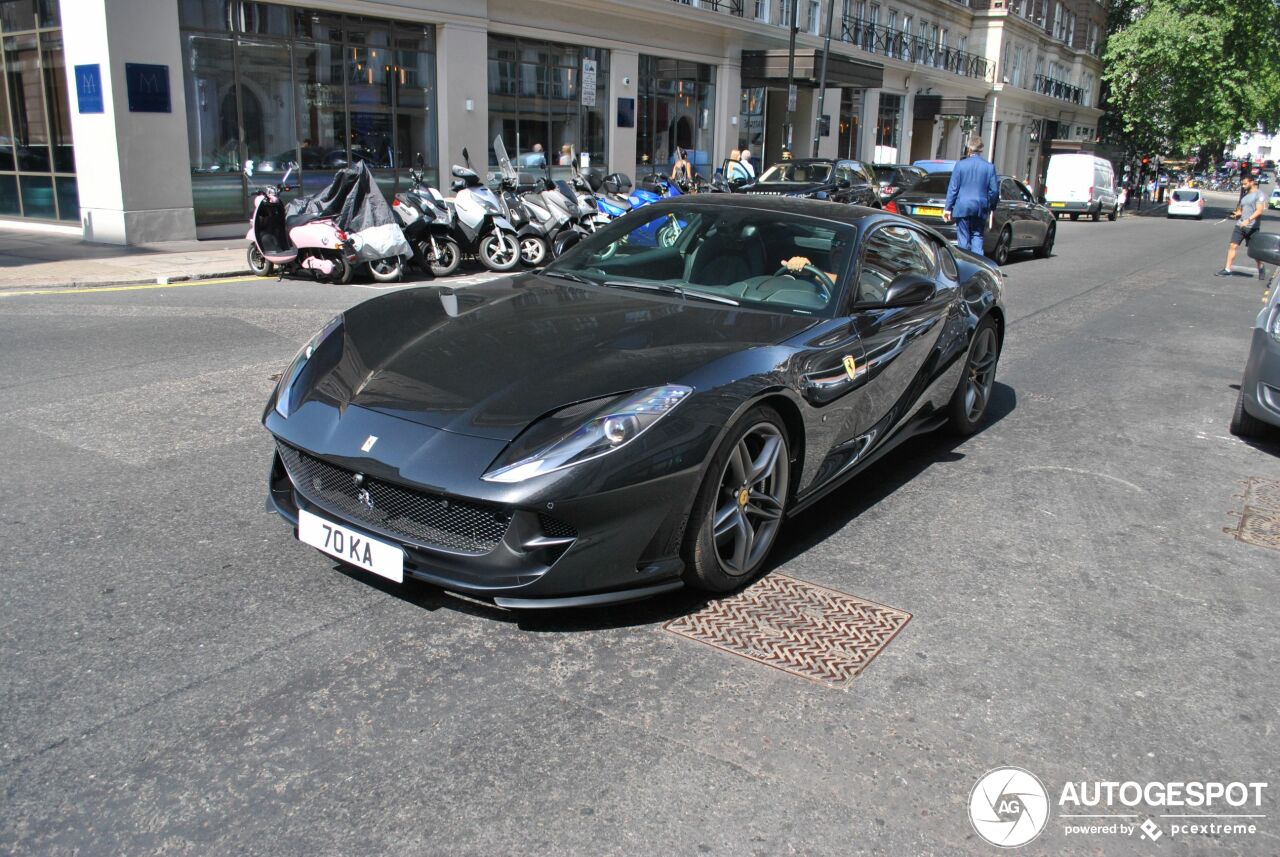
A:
[{"left": 2, "top": 193, "right": 1277, "bottom": 856}]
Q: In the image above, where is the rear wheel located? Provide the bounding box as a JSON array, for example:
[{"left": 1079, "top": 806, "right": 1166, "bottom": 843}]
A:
[
  {"left": 1107, "top": 204, "right": 1118, "bottom": 222},
  {"left": 683, "top": 407, "right": 790, "bottom": 592},
  {"left": 1091, "top": 204, "right": 1101, "bottom": 222},
  {"left": 247, "top": 244, "right": 274, "bottom": 276},
  {"left": 948, "top": 316, "right": 1001, "bottom": 435},
  {"left": 423, "top": 237, "right": 461, "bottom": 277},
  {"left": 479, "top": 231, "right": 520, "bottom": 272},
  {"left": 368, "top": 256, "right": 404, "bottom": 282},
  {"left": 1070, "top": 212, "right": 1080, "bottom": 221},
  {"left": 331, "top": 255, "right": 353, "bottom": 285},
  {"left": 1229, "top": 386, "right": 1271, "bottom": 438},
  {"left": 1033, "top": 223, "right": 1055, "bottom": 258}
]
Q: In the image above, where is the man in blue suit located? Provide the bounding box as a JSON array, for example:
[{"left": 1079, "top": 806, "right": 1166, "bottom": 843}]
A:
[{"left": 943, "top": 136, "right": 1000, "bottom": 258}]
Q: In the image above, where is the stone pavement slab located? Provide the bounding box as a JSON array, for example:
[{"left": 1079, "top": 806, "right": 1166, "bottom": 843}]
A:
[{"left": 0, "top": 226, "right": 251, "bottom": 290}]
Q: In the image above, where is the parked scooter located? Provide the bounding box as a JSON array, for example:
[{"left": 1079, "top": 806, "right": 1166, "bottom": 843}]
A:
[
  {"left": 449, "top": 148, "right": 520, "bottom": 272},
  {"left": 245, "top": 162, "right": 355, "bottom": 284},
  {"left": 391, "top": 166, "right": 463, "bottom": 277}
]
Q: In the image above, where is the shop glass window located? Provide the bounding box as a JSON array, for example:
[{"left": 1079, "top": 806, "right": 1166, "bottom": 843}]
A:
[
  {"left": 636, "top": 54, "right": 715, "bottom": 180},
  {"left": 178, "top": 1, "right": 438, "bottom": 225}
]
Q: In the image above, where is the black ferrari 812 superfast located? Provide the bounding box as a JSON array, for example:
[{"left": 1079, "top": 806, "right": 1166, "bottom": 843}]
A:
[{"left": 264, "top": 196, "right": 1004, "bottom": 608}]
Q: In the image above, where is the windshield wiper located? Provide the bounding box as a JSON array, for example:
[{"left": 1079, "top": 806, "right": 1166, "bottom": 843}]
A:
[
  {"left": 604, "top": 280, "right": 739, "bottom": 306},
  {"left": 540, "top": 269, "right": 596, "bottom": 286}
]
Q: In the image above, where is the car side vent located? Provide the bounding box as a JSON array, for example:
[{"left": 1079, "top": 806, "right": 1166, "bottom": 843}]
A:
[{"left": 538, "top": 514, "right": 577, "bottom": 540}]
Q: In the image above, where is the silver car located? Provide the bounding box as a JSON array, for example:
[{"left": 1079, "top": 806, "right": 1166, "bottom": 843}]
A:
[{"left": 1230, "top": 233, "right": 1280, "bottom": 437}]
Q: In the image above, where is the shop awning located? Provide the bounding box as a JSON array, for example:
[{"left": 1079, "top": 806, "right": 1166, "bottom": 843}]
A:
[
  {"left": 913, "top": 95, "right": 986, "bottom": 119},
  {"left": 741, "top": 49, "right": 883, "bottom": 89}
]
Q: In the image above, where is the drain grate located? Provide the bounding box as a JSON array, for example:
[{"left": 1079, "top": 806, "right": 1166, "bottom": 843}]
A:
[
  {"left": 664, "top": 574, "right": 911, "bottom": 688},
  {"left": 1224, "top": 477, "right": 1280, "bottom": 551}
]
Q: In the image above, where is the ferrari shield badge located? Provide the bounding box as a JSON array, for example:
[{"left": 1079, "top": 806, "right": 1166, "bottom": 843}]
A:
[
  {"left": 360, "top": 435, "right": 378, "bottom": 453},
  {"left": 842, "top": 355, "right": 859, "bottom": 380}
]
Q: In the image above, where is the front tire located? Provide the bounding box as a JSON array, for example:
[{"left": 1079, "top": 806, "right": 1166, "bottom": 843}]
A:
[
  {"left": 479, "top": 231, "right": 520, "bottom": 272},
  {"left": 683, "top": 407, "right": 790, "bottom": 592},
  {"left": 1229, "top": 386, "right": 1270, "bottom": 438},
  {"left": 948, "top": 316, "right": 1001, "bottom": 435},
  {"left": 247, "top": 244, "right": 275, "bottom": 276},
  {"left": 368, "top": 256, "right": 404, "bottom": 282},
  {"left": 518, "top": 234, "right": 549, "bottom": 267},
  {"left": 1107, "top": 205, "right": 1118, "bottom": 222},
  {"left": 423, "top": 237, "right": 461, "bottom": 277},
  {"left": 331, "top": 254, "right": 353, "bottom": 285},
  {"left": 989, "top": 227, "right": 1012, "bottom": 266}
]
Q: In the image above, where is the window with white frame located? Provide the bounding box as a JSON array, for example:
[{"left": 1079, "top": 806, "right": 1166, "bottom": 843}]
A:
[
  {"left": 901, "top": 14, "right": 913, "bottom": 59},
  {"left": 809, "top": 0, "right": 821, "bottom": 33},
  {"left": 958, "top": 33, "right": 967, "bottom": 54},
  {"left": 1052, "top": 3, "right": 1064, "bottom": 40},
  {"left": 755, "top": 0, "right": 771, "bottom": 22}
]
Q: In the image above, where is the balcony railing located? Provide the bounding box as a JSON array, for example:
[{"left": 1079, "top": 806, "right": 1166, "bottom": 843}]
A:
[
  {"left": 1032, "top": 73, "right": 1083, "bottom": 103},
  {"left": 671, "top": 0, "right": 747, "bottom": 14},
  {"left": 840, "top": 17, "right": 994, "bottom": 81}
]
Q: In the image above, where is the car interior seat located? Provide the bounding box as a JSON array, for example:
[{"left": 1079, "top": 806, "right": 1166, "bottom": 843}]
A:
[{"left": 687, "top": 222, "right": 767, "bottom": 286}]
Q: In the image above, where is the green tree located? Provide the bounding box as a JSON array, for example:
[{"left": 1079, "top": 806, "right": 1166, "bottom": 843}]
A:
[{"left": 1102, "top": 0, "right": 1280, "bottom": 156}]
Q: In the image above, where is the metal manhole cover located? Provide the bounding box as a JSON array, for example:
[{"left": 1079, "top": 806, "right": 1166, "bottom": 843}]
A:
[
  {"left": 1225, "top": 478, "right": 1280, "bottom": 551},
  {"left": 664, "top": 574, "right": 911, "bottom": 688}
]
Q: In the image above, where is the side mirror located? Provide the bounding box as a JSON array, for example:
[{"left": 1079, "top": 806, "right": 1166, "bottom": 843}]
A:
[
  {"left": 882, "top": 273, "right": 936, "bottom": 307},
  {"left": 837, "top": 177, "right": 852, "bottom": 189}
]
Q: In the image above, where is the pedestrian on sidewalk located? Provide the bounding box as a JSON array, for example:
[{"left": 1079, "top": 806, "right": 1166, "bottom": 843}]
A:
[
  {"left": 726, "top": 149, "right": 751, "bottom": 183},
  {"left": 942, "top": 135, "right": 999, "bottom": 259},
  {"left": 1216, "top": 174, "right": 1269, "bottom": 279}
]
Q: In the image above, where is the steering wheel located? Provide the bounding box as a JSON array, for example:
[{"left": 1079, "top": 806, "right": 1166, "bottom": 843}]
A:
[{"left": 773, "top": 264, "right": 834, "bottom": 301}]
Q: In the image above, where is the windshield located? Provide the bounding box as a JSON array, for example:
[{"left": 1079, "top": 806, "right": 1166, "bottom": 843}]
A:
[
  {"left": 545, "top": 204, "right": 856, "bottom": 316},
  {"left": 1172, "top": 190, "right": 1200, "bottom": 201},
  {"left": 758, "top": 162, "right": 834, "bottom": 183}
]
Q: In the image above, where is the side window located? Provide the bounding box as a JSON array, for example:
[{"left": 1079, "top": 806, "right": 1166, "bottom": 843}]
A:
[
  {"left": 853, "top": 226, "right": 933, "bottom": 305},
  {"left": 999, "top": 178, "right": 1021, "bottom": 201},
  {"left": 1015, "top": 180, "right": 1035, "bottom": 202},
  {"left": 855, "top": 163, "right": 876, "bottom": 186},
  {"left": 836, "top": 165, "right": 855, "bottom": 186}
]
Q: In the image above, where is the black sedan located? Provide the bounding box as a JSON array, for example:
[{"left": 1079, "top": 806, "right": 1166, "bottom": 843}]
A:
[
  {"left": 889, "top": 173, "right": 1057, "bottom": 264},
  {"left": 263, "top": 196, "right": 1004, "bottom": 608},
  {"left": 743, "top": 158, "right": 881, "bottom": 208}
]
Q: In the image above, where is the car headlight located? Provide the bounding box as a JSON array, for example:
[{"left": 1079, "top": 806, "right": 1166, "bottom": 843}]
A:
[
  {"left": 482, "top": 385, "right": 692, "bottom": 483},
  {"left": 274, "top": 314, "right": 344, "bottom": 418}
]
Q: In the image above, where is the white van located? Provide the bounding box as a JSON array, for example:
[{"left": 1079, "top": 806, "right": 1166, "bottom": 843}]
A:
[{"left": 1044, "top": 153, "right": 1120, "bottom": 222}]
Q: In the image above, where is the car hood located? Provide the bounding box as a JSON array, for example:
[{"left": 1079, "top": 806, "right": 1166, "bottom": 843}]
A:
[{"left": 297, "top": 275, "right": 816, "bottom": 441}]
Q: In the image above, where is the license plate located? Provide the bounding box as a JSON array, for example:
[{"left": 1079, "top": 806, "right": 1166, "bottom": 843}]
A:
[
  {"left": 914, "top": 206, "right": 943, "bottom": 217},
  {"left": 1050, "top": 202, "right": 1066, "bottom": 208},
  {"left": 298, "top": 508, "right": 404, "bottom": 583}
]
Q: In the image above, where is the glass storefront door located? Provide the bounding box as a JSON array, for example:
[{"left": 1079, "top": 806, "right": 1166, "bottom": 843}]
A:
[{"left": 636, "top": 56, "right": 716, "bottom": 180}]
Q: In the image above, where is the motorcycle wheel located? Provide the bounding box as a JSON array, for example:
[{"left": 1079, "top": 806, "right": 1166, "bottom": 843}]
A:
[
  {"left": 247, "top": 244, "right": 275, "bottom": 276},
  {"left": 479, "top": 232, "right": 520, "bottom": 272},
  {"left": 519, "top": 235, "right": 549, "bottom": 267},
  {"left": 331, "top": 255, "right": 354, "bottom": 285},
  {"left": 423, "top": 237, "right": 462, "bottom": 277},
  {"left": 368, "top": 256, "right": 404, "bottom": 282},
  {"left": 656, "top": 223, "right": 680, "bottom": 247}
]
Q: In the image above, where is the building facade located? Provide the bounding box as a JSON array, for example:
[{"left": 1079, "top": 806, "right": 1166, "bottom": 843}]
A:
[{"left": 14, "top": 0, "right": 1105, "bottom": 242}]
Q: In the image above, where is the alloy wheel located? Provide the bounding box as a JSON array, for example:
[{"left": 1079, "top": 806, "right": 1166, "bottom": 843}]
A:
[
  {"left": 964, "top": 326, "right": 999, "bottom": 422},
  {"left": 712, "top": 423, "right": 788, "bottom": 577}
]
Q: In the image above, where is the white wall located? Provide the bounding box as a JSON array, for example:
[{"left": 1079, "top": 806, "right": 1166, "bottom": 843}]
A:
[{"left": 62, "top": 0, "right": 195, "bottom": 243}]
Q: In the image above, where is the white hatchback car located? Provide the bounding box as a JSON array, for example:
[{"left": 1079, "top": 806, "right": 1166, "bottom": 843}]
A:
[
  {"left": 1270, "top": 187, "right": 1280, "bottom": 209},
  {"left": 1166, "top": 187, "right": 1205, "bottom": 219}
]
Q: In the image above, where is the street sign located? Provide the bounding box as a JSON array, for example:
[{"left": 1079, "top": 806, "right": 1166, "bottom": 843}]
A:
[
  {"left": 581, "top": 59, "right": 597, "bottom": 107},
  {"left": 74, "top": 64, "right": 103, "bottom": 114},
  {"left": 787, "top": 84, "right": 797, "bottom": 112}
]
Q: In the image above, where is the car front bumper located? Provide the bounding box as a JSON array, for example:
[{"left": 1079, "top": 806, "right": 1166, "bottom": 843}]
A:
[
  {"left": 1240, "top": 312, "right": 1280, "bottom": 429},
  {"left": 264, "top": 405, "right": 703, "bottom": 607}
]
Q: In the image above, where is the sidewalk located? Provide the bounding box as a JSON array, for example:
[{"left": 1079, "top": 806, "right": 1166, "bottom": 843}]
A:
[{"left": 0, "top": 226, "right": 253, "bottom": 291}]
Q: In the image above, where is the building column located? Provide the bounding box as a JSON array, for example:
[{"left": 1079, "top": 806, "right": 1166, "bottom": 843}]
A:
[
  {"left": 609, "top": 49, "right": 639, "bottom": 176},
  {"left": 715, "top": 57, "right": 741, "bottom": 165},
  {"left": 860, "top": 87, "right": 881, "bottom": 163},
  {"left": 901, "top": 86, "right": 916, "bottom": 162},
  {"left": 61, "top": 0, "right": 194, "bottom": 244},
  {"left": 435, "top": 22, "right": 489, "bottom": 183}
]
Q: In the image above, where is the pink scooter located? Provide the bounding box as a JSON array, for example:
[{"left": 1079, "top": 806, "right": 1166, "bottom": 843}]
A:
[{"left": 245, "top": 164, "right": 356, "bottom": 283}]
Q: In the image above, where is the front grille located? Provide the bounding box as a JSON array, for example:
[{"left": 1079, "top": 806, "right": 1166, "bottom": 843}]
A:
[
  {"left": 277, "top": 442, "right": 512, "bottom": 554},
  {"left": 538, "top": 513, "right": 577, "bottom": 540}
]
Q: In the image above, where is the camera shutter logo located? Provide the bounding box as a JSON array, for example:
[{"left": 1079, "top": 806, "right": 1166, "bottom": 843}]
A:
[{"left": 969, "top": 767, "right": 1050, "bottom": 848}]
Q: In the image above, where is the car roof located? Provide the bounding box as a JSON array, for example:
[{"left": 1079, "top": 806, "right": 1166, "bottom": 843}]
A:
[{"left": 641, "top": 193, "right": 886, "bottom": 227}]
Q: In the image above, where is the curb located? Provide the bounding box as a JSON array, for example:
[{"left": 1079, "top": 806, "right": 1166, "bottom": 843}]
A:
[{"left": 0, "top": 267, "right": 257, "bottom": 293}]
